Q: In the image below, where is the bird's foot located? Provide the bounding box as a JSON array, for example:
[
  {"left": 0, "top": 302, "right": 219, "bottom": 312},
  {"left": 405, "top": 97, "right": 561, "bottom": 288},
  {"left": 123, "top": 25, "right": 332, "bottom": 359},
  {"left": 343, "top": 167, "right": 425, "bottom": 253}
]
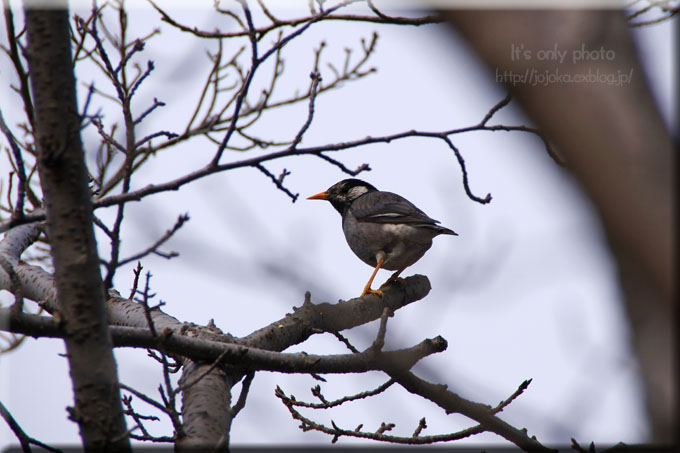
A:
[{"left": 361, "top": 287, "right": 384, "bottom": 298}]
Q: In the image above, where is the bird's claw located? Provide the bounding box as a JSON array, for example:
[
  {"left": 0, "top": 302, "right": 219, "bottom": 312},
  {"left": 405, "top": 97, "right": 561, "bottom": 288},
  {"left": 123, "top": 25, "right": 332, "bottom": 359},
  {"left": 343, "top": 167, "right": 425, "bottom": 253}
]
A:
[{"left": 361, "top": 288, "right": 384, "bottom": 298}]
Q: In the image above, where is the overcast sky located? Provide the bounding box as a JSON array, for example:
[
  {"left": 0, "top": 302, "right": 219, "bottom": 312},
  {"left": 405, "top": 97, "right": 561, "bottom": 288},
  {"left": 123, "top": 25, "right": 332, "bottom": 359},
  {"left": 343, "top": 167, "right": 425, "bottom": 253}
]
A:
[{"left": 0, "top": 1, "right": 675, "bottom": 448}]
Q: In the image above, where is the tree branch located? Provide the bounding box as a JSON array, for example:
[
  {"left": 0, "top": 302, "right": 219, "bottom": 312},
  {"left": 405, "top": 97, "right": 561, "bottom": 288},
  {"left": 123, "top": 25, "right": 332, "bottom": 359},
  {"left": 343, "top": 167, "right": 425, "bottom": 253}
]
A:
[
  {"left": 0, "top": 400, "right": 60, "bottom": 452},
  {"left": 150, "top": 0, "right": 441, "bottom": 41},
  {"left": 24, "top": 4, "right": 130, "bottom": 448},
  {"left": 387, "top": 369, "right": 555, "bottom": 452}
]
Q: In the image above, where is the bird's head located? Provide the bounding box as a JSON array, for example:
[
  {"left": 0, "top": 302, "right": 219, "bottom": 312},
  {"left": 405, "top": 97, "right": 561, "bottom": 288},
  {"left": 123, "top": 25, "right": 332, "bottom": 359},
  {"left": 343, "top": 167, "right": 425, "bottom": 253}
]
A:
[{"left": 308, "top": 179, "right": 378, "bottom": 214}]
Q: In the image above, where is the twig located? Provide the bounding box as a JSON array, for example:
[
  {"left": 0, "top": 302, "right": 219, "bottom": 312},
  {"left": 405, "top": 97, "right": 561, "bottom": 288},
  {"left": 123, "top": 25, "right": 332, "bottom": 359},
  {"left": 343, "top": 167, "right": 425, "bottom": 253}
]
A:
[
  {"left": 0, "top": 400, "right": 61, "bottom": 452},
  {"left": 174, "top": 349, "right": 229, "bottom": 394},
  {"left": 329, "top": 330, "right": 360, "bottom": 354},
  {"left": 128, "top": 261, "right": 143, "bottom": 300},
  {"left": 369, "top": 307, "right": 391, "bottom": 352},
  {"left": 121, "top": 394, "right": 166, "bottom": 442},
  {"left": 151, "top": 1, "right": 441, "bottom": 40},
  {"left": 254, "top": 164, "right": 299, "bottom": 202},
  {"left": 628, "top": 7, "right": 679, "bottom": 27},
  {"left": 492, "top": 378, "right": 532, "bottom": 414},
  {"left": 291, "top": 72, "right": 322, "bottom": 149},
  {"left": 441, "top": 136, "right": 492, "bottom": 204},
  {"left": 387, "top": 369, "right": 556, "bottom": 452},
  {"left": 118, "top": 214, "right": 189, "bottom": 267},
  {"left": 366, "top": 0, "right": 441, "bottom": 25},
  {"left": 2, "top": 0, "right": 35, "bottom": 128},
  {"left": 210, "top": 0, "right": 260, "bottom": 166},
  {"left": 285, "top": 379, "right": 395, "bottom": 409},
  {"left": 133, "top": 271, "right": 185, "bottom": 436},
  {"left": 230, "top": 372, "right": 255, "bottom": 417},
  {"left": 119, "top": 383, "right": 173, "bottom": 419},
  {"left": 92, "top": 96, "right": 554, "bottom": 210},
  {"left": 134, "top": 98, "right": 166, "bottom": 125},
  {"left": 480, "top": 92, "right": 512, "bottom": 126},
  {"left": 412, "top": 417, "right": 427, "bottom": 437},
  {"left": 90, "top": 116, "right": 126, "bottom": 153},
  {"left": 275, "top": 386, "right": 485, "bottom": 444},
  {"left": 317, "top": 154, "right": 371, "bottom": 176},
  {"left": 0, "top": 109, "right": 27, "bottom": 218}
]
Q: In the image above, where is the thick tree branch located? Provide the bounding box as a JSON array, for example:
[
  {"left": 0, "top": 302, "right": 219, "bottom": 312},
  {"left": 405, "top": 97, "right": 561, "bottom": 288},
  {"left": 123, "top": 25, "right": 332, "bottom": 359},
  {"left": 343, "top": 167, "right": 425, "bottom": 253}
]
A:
[
  {"left": 1, "top": 307, "right": 446, "bottom": 373},
  {"left": 242, "top": 277, "right": 430, "bottom": 350},
  {"left": 444, "top": 9, "right": 675, "bottom": 441},
  {"left": 24, "top": 3, "right": 130, "bottom": 449}
]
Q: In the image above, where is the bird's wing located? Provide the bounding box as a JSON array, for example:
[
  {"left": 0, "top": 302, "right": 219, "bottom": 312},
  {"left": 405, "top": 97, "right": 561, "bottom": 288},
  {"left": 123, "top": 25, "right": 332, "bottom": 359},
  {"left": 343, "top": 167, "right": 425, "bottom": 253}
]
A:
[{"left": 350, "top": 191, "right": 441, "bottom": 225}]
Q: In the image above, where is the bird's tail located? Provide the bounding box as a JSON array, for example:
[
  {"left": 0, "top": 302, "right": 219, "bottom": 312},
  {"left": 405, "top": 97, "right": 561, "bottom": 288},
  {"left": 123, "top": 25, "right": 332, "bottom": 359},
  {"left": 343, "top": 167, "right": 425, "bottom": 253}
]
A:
[{"left": 436, "top": 226, "right": 458, "bottom": 236}]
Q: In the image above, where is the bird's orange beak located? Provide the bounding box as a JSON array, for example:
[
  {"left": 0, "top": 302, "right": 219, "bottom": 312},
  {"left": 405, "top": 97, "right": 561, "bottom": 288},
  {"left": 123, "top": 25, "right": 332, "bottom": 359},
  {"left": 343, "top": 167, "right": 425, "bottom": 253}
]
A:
[{"left": 307, "top": 192, "right": 328, "bottom": 200}]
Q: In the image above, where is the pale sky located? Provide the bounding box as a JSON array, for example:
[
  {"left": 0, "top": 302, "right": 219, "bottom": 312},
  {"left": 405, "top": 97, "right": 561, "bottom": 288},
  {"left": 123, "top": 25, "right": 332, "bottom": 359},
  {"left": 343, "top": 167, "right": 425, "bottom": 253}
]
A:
[{"left": 0, "top": 1, "right": 674, "bottom": 448}]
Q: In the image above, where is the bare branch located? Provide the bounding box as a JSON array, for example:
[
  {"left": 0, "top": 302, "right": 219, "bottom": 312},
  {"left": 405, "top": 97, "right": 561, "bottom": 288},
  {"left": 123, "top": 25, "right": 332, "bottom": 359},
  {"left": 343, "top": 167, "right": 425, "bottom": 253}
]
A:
[
  {"left": 151, "top": 1, "right": 441, "bottom": 41},
  {"left": 627, "top": 1, "right": 679, "bottom": 27},
  {"left": 209, "top": 0, "right": 260, "bottom": 166},
  {"left": 2, "top": 0, "right": 35, "bottom": 129},
  {"left": 328, "top": 330, "right": 361, "bottom": 354},
  {"left": 387, "top": 369, "right": 555, "bottom": 452},
  {"left": 368, "top": 307, "right": 392, "bottom": 352},
  {"left": 316, "top": 154, "right": 371, "bottom": 176},
  {"left": 254, "top": 165, "right": 299, "bottom": 202},
  {"left": 287, "top": 379, "right": 395, "bottom": 409},
  {"left": 128, "top": 262, "right": 143, "bottom": 300},
  {"left": 480, "top": 92, "right": 512, "bottom": 126},
  {"left": 174, "top": 349, "right": 229, "bottom": 394},
  {"left": 90, "top": 95, "right": 548, "bottom": 210},
  {"left": 134, "top": 97, "right": 165, "bottom": 125},
  {"left": 1, "top": 309, "right": 447, "bottom": 374},
  {"left": 118, "top": 214, "right": 189, "bottom": 267},
  {"left": 366, "top": 0, "right": 441, "bottom": 25},
  {"left": 441, "top": 136, "right": 492, "bottom": 204},
  {"left": 412, "top": 417, "right": 427, "bottom": 437},
  {"left": 492, "top": 379, "right": 533, "bottom": 414},
  {"left": 0, "top": 400, "right": 60, "bottom": 452},
  {"left": 230, "top": 372, "right": 255, "bottom": 417},
  {"left": 275, "top": 385, "right": 485, "bottom": 444},
  {"left": 119, "top": 383, "right": 175, "bottom": 421},
  {"left": 291, "top": 72, "right": 322, "bottom": 149},
  {"left": 0, "top": 109, "right": 27, "bottom": 218}
]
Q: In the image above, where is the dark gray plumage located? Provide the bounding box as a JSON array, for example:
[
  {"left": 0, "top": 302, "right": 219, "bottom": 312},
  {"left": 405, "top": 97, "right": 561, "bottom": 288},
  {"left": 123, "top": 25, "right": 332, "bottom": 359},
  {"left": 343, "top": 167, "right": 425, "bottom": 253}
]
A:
[{"left": 308, "top": 179, "right": 457, "bottom": 296}]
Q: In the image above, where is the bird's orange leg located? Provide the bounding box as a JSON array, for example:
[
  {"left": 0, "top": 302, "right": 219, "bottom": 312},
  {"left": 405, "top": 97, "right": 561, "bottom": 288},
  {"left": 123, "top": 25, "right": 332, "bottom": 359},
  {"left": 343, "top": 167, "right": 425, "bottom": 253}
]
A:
[{"left": 361, "top": 256, "right": 385, "bottom": 297}]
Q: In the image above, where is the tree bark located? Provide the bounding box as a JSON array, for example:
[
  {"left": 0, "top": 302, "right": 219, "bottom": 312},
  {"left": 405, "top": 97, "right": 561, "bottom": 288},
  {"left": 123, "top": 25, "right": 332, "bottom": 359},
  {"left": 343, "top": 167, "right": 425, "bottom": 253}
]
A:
[
  {"left": 443, "top": 9, "right": 675, "bottom": 443},
  {"left": 25, "top": 3, "right": 131, "bottom": 450}
]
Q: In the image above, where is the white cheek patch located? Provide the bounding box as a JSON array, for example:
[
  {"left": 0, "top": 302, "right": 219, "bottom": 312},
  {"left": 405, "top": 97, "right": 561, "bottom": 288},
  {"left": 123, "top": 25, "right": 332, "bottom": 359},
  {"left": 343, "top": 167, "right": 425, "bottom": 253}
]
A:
[{"left": 348, "top": 186, "right": 370, "bottom": 199}]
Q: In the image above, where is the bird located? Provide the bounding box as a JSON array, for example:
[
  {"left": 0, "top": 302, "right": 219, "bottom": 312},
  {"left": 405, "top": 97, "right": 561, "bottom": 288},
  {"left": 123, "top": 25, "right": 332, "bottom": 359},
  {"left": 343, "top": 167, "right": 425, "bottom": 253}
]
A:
[{"left": 308, "top": 178, "right": 457, "bottom": 297}]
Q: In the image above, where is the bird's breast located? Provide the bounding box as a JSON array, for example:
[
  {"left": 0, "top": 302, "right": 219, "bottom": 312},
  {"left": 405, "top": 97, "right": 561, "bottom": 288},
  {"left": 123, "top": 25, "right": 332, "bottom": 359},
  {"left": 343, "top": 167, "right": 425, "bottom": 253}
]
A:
[{"left": 342, "top": 214, "right": 434, "bottom": 270}]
